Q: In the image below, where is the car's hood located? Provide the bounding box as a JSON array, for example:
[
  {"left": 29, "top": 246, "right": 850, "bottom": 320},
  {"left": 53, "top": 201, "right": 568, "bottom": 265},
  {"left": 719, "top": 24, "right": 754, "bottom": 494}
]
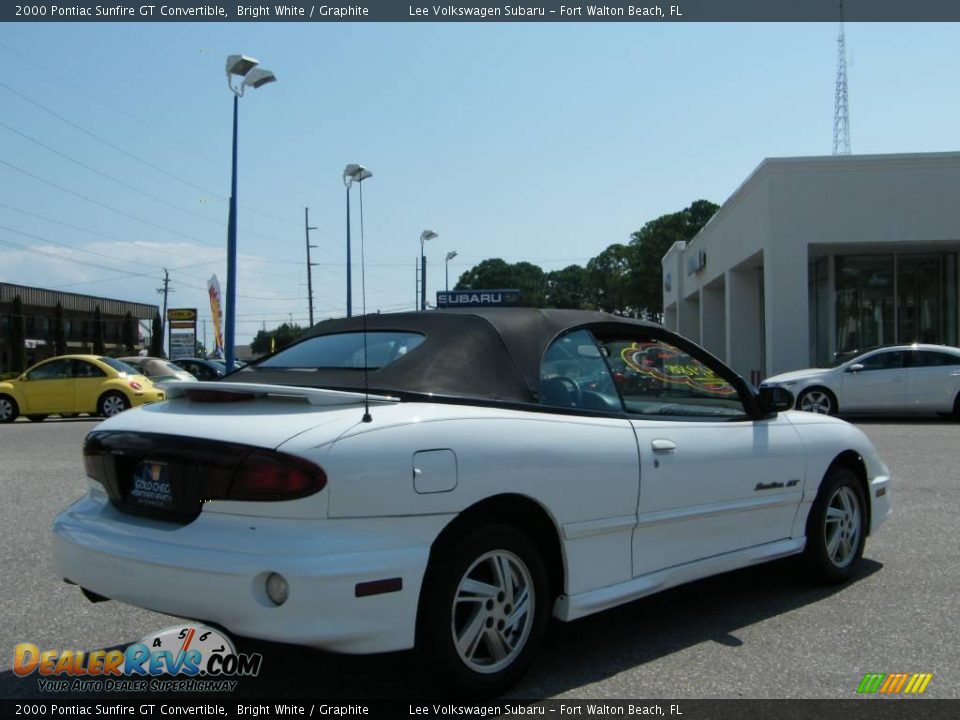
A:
[
  {"left": 93, "top": 381, "right": 400, "bottom": 449},
  {"left": 764, "top": 367, "right": 835, "bottom": 385}
]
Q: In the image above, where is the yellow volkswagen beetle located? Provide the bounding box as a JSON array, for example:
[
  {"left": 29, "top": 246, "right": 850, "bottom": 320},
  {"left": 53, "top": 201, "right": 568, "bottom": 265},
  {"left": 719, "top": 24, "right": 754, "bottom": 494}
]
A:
[{"left": 0, "top": 354, "right": 165, "bottom": 423}]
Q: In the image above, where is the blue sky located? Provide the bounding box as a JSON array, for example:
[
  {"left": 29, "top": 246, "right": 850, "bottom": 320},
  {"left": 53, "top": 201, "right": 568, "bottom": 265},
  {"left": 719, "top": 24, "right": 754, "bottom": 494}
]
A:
[{"left": 1, "top": 21, "right": 958, "bottom": 344}]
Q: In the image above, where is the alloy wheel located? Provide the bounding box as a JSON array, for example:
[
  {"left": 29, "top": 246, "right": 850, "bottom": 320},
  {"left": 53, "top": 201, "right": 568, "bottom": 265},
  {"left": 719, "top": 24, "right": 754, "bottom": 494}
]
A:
[
  {"left": 800, "top": 390, "right": 833, "bottom": 414},
  {"left": 0, "top": 398, "right": 14, "bottom": 421},
  {"left": 823, "top": 486, "right": 861, "bottom": 568},
  {"left": 451, "top": 550, "right": 534, "bottom": 675},
  {"left": 102, "top": 395, "right": 127, "bottom": 417}
]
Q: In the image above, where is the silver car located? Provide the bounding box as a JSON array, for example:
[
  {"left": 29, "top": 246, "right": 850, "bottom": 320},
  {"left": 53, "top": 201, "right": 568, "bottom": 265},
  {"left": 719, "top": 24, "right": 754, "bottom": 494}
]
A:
[{"left": 762, "top": 344, "right": 960, "bottom": 416}]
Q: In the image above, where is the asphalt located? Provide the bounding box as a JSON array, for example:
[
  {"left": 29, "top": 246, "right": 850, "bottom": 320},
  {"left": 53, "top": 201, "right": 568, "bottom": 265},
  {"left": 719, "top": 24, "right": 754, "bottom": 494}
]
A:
[{"left": 0, "top": 414, "right": 956, "bottom": 700}]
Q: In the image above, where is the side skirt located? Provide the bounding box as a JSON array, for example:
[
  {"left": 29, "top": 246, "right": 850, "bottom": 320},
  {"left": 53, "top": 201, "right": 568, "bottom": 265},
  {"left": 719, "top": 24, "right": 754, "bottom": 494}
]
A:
[{"left": 553, "top": 537, "right": 806, "bottom": 621}]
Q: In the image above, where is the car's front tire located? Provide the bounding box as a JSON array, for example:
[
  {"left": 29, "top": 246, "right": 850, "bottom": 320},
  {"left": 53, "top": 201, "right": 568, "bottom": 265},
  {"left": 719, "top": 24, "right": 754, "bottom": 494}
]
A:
[
  {"left": 417, "top": 524, "right": 550, "bottom": 696},
  {"left": 98, "top": 392, "right": 130, "bottom": 418},
  {"left": 804, "top": 466, "right": 866, "bottom": 583},
  {"left": 0, "top": 395, "right": 19, "bottom": 423},
  {"left": 796, "top": 386, "right": 838, "bottom": 415}
]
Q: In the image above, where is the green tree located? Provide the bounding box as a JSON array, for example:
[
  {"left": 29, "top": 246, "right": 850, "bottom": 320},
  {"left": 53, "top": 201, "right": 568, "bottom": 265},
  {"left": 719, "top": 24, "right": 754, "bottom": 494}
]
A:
[
  {"left": 10, "top": 296, "right": 27, "bottom": 372},
  {"left": 122, "top": 311, "right": 137, "bottom": 352},
  {"left": 545, "top": 265, "right": 588, "bottom": 309},
  {"left": 149, "top": 314, "right": 164, "bottom": 357},
  {"left": 585, "top": 244, "right": 634, "bottom": 314},
  {"left": 250, "top": 323, "right": 305, "bottom": 356},
  {"left": 628, "top": 199, "right": 719, "bottom": 319},
  {"left": 92, "top": 305, "right": 105, "bottom": 355},
  {"left": 53, "top": 302, "right": 67, "bottom": 355},
  {"left": 455, "top": 258, "right": 546, "bottom": 307}
]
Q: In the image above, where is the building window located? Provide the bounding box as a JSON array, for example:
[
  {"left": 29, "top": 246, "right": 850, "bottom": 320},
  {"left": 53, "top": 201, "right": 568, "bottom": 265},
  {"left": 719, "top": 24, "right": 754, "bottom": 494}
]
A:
[
  {"left": 836, "top": 255, "right": 894, "bottom": 353},
  {"left": 835, "top": 252, "right": 957, "bottom": 354}
]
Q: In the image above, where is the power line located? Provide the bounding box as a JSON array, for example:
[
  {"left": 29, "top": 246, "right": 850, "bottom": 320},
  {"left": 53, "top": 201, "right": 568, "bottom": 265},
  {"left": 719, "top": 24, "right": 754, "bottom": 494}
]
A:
[
  {"left": 0, "top": 39, "right": 302, "bottom": 228},
  {"left": 0, "top": 78, "right": 301, "bottom": 229}
]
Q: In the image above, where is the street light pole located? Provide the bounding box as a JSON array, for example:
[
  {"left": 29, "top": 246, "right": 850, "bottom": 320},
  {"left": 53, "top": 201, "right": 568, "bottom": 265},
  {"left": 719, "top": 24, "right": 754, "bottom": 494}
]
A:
[
  {"left": 445, "top": 250, "right": 458, "bottom": 291},
  {"left": 225, "top": 93, "right": 239, "bottom": 372},
  {"left": 343, "top": 164, "right": 372, "bottom": 318},
  {"left": 420, "top": 229, "right": 438, "bottom": 311},
  {"left": 223, "top": 54, "right": 276, "bottom": 373}
]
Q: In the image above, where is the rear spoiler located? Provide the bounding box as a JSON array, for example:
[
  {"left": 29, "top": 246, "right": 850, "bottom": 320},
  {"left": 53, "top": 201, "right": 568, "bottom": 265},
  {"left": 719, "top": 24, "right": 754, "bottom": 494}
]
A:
[{"left": 158, "top": 381, "right": 400, "bottom": 407}]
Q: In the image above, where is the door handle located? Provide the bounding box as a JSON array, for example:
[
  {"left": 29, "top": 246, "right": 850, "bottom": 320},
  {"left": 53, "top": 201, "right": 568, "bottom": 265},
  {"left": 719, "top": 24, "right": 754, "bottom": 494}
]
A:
[{"left": 651, "top": 439, "right": 676, "bottom": 453}]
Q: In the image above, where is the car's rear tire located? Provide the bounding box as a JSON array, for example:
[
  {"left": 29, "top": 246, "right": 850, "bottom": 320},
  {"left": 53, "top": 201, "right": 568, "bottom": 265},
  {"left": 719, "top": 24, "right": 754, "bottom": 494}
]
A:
[
  {"left": 417, "top": 524, "right": 550, "bottom": 696},
  {"left": 953, "top": 392, "right": 960, "bottom": 420},
  {"left": 796, "top": 387, "right": 838, "bottom": 415},
  {"left": 26, "top": 415, "right": 48, "bottom": 422},
  {"left": 0, "top": 395, "right": 19, "bottom": 423},
  {"left": 98, "top": 392, "right": 129, "bottom": 418},
  {"left": 804, "top": 466, "right": 866, "bottom": 584}
]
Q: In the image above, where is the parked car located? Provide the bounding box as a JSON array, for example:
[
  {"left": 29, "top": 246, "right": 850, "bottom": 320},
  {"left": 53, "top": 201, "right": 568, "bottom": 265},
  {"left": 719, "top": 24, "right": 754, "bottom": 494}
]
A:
[
  {"left": 0, "top": 354, "right": 165, "bottom": 423},
  {"left": 119, "top": 357, "right": 197, "bottom": 384},
  {"left": 53, "top": 309, "right": 891, "bottom": 694},
  {"left": 762, "top": 343, "right": 960, "bottom": 416},
  {"left": 172, "top": 357, "right": 226, "bottom": 381}
]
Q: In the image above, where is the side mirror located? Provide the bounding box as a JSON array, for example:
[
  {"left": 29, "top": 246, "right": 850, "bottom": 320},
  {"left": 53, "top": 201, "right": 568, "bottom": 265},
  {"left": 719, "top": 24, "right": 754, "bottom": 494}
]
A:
[
  {"left": 758, "top": 385, "right": 794, "bottom": 415},
  {"left": 846, "top": 363, "right": 864, "bottom": 373}
]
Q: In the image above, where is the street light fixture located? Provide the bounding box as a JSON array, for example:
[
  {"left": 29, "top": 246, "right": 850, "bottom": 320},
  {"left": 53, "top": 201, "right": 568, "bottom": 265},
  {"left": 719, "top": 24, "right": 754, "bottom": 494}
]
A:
[
  {"left": 445, "top": 250, "right": 458, "bottom": 291},
  {"left": 343, "top": 164, "right": 373, "bottom": 318},
  {"left": 420, "top": 230, "right": 438, "bottom": 311},
  {"left": 223, "top": 54, "right": 276, "bottom": 373}
]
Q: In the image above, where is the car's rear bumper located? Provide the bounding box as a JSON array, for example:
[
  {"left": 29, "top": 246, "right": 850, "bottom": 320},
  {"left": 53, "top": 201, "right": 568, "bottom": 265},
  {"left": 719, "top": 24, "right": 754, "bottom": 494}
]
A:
[{"left": 52, "top": 490, "right": 433, "bottom": 654}]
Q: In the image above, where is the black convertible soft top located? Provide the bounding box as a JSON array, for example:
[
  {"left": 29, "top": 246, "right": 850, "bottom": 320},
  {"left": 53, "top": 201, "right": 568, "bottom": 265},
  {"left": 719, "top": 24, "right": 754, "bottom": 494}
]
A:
[{"left": 230, "top": 308, "right": 663, "bottom": 403}]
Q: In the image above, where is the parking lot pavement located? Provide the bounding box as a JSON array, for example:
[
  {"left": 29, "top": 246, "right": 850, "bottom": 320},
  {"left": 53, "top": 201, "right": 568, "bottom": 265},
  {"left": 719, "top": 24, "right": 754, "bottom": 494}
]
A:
[{"left": 0, "top": 416, "right": 957, "bottom": 699}]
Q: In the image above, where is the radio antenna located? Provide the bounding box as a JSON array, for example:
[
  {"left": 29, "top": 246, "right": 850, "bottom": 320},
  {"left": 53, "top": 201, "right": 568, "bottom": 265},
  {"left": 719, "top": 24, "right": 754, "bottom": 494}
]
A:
[{"left": 358, "top": 174, "right": 372, "bottom": 423}]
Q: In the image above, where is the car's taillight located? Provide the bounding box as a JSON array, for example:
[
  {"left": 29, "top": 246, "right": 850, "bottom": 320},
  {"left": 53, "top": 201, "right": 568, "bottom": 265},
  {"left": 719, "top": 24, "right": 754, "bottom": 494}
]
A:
[
  {"left": 129, "top": 381, "right": 143, "bottom": 391},
  {"left": 228, "top": 450, "right": 326, "bottom": 501}
]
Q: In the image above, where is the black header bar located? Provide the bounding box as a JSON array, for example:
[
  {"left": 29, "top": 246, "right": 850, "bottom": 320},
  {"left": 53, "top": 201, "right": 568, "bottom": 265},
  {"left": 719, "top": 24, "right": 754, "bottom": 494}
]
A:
[{"left": 6, "top": 1, "right": 960, "bottom": 23}]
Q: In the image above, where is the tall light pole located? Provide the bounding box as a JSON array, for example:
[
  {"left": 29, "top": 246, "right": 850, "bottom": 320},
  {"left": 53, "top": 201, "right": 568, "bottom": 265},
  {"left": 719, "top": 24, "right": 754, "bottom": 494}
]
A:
[
  {"left": 343, "top": 164, "right": 372, "bottom": 317},
  {"left": 445, "top": 250, "right": 458, "bottom": 291},
  {"left": 420, "top": 230, "right": 438, "bottom": 311},
  {"left": 224, "top": 54, "right": 276, "bottom": 373}
]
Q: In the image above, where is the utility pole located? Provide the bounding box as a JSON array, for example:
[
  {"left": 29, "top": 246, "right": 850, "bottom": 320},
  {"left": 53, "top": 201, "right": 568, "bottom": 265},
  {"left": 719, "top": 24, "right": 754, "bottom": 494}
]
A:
[
  {"left": 156, "top": 269, "right": 171, "bottom": 357},
  {"left": 415, "top": 257, "right": 419, "bottom": 310},
  {"left": 202, "top": 318, "right": 208, "bottom": 357},
  {"left": 304, "top": 207, "right": 318, "bottom": 327}
]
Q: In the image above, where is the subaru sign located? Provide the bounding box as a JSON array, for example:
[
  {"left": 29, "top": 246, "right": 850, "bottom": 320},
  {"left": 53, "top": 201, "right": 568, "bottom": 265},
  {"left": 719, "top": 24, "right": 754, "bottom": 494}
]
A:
[{"left": 436, "top": 289, "right": 522, "bottom": 308}]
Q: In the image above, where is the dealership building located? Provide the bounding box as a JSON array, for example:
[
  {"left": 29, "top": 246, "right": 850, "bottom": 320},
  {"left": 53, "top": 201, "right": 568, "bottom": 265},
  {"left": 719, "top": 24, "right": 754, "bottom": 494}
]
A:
[
  {"left": 0, "top": 283, "right": 159, "bottom": 372},
  {"left": 661, "top": 152, "right": 960, "bottom": 383}
]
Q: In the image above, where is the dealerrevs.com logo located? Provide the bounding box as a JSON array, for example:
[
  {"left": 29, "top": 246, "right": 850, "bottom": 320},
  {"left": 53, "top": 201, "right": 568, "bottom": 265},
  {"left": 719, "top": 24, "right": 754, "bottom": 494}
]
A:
[
  {"left": 14, "top": 625, "right": 261, "bottom": 693},
  {"left": 857, "top": 672, "right": 934, "bottom": 695}
]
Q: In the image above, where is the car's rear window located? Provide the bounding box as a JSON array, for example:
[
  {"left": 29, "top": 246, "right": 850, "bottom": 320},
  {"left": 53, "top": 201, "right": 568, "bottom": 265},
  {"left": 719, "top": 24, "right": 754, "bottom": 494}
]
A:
[
  {"left": 99, "top": 357, "right": 139, "bottom": 374},
  {"left": 258, "top": 332, "right": 425, "bottom": 370}
]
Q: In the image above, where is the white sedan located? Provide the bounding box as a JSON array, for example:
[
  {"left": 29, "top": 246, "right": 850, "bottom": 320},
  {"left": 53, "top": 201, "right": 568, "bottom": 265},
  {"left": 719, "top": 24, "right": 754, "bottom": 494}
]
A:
[
  {"left": 762, "top": 343, "right": 960, "bottom": 416},
  {"left": 53, "top": 309, "right": 891, "bottom": 694}
]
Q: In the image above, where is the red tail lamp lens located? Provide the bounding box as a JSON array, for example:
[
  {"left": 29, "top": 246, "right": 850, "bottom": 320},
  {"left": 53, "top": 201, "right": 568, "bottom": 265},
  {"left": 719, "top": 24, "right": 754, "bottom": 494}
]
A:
[{"left": 229, "top": 451, "right": 326, "bottom": 501}]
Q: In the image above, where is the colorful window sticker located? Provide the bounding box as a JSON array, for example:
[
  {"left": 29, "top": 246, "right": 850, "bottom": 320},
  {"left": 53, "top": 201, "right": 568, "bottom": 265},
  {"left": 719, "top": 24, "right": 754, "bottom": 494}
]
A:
[{"left": 620, "top": 342, "right": 737, "bottom": 396}]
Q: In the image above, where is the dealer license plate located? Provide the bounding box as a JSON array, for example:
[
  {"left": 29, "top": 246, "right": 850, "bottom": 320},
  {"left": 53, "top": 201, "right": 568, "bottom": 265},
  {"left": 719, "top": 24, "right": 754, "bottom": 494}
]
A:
[{"left": 127, "top": 461, "right": 174, "bottom": 510}]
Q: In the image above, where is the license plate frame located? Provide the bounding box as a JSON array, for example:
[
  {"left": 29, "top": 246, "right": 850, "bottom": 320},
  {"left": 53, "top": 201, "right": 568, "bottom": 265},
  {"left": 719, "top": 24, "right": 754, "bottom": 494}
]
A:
[{"left": 126, "top": 460, "right": 174, "bottom": 511}]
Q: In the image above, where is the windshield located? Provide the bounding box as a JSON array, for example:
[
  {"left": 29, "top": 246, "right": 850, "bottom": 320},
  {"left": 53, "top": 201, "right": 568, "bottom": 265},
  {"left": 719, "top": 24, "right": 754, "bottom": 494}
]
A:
[
  {"left": 258, "top": 332, "right": 425, "bottom": 370},
  {"left": 821, "top": 348, "right": 873, "bottom": 368}
]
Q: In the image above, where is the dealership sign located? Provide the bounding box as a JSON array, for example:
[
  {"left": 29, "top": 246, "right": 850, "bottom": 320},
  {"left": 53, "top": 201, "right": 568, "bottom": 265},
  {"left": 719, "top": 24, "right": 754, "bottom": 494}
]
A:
[
  {"left": 436, "top": 289, "right": 522, "bottom": 308},
  {"left": 166, "top": 308, "right": 197, "bottom": 361}
]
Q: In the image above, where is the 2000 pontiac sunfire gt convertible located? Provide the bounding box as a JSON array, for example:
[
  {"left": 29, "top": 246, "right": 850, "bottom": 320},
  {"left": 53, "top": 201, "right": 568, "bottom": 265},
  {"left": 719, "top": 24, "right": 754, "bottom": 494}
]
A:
[{"left": 53, "top": 309, "right": 892, "bottom": 694}]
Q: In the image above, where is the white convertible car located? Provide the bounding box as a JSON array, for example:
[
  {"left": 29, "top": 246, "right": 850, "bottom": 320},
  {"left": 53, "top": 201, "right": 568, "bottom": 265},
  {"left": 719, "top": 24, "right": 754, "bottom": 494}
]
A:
[{"left": 53, "top": 309, "right": 891, "bottom": 694}]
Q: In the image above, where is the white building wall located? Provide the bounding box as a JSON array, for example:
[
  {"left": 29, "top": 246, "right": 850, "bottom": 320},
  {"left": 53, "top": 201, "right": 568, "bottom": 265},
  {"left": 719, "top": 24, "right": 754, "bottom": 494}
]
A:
[{"left": 662, "top": 152, "right": 960, "bottom": 379}]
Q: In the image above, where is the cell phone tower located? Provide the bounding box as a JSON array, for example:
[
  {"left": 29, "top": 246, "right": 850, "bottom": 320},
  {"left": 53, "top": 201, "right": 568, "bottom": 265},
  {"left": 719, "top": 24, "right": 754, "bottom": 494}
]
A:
[{"left": 833, "top": 1, "right": 851, "bottom": 155}]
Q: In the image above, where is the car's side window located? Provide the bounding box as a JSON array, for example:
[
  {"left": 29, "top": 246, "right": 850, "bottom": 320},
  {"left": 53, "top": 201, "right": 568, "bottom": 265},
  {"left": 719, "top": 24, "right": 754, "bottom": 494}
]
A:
[
  {"left": 72, "top": 360, "right": 106, "bottom": 379},
  {"left": 540, "top": 329, "right": 622, "bottom": 411},
  {"left": 912, "top": 351, "right": 960, "bottom": 367},
  {"left": 599, "top": 336, "right": 748, "bottom": 419},
  {"left": 857, "top": 351, "right": 906, "bottom": 371},
  {"left": 27, "top": 359, "right": 73, "bottom": 381}
]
